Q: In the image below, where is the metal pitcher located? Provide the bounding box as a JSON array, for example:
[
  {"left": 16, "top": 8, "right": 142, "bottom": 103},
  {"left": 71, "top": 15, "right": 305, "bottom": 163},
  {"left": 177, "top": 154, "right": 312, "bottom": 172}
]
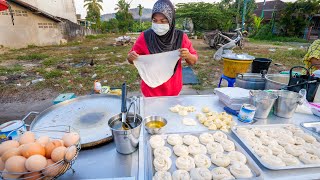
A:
[
  {"left": 250, "top": 91, "right": 278, "bottom": 119},
  {"left": 274, "top": 91, "right": 303, "bottom": 119}
]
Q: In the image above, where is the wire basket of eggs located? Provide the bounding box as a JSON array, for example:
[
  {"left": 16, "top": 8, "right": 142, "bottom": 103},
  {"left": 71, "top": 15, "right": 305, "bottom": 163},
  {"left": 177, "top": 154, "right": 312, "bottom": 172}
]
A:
[{"left": 0, "top": 125, "right": 81, "bottom": 180}]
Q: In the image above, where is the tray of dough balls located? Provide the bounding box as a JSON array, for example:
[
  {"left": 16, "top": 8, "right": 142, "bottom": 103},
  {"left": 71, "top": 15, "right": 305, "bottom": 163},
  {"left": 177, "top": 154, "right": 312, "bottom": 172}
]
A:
[
  {"left": 232, "top": 124, "right": 320, "bottom": 170},
  {"left": 147, "top": 131, "right": 263, "bottom": 180}
]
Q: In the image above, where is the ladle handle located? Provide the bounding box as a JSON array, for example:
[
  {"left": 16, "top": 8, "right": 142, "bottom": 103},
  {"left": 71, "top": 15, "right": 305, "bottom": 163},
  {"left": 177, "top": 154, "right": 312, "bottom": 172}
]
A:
[{"left": 121, "top": 83, "right": 127, "bottom": 113}]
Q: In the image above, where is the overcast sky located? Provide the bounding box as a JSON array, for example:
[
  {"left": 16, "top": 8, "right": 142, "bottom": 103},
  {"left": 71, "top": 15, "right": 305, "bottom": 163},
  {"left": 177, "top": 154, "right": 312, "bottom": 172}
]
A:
[{"left": 75, "top": 0, "right": 294, "bottom": 19}]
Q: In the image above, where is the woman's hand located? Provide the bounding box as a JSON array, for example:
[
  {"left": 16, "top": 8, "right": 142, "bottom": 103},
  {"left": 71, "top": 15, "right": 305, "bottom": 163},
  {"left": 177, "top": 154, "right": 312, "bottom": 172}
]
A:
[
  {"left": 179, "top": 48, "right": 197, "bottom": 66},
  {"left": 127, "top": 51, "right": 139, "bottom": 64}
]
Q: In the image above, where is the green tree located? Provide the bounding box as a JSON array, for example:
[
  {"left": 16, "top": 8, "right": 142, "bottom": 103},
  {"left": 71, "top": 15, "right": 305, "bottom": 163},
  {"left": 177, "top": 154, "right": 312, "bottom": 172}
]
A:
[
  {"left": 84, "top": 0, "right": 103, "bottom": 30},
  {"left": 252, "top": 15, "right": 264, "bottom": 34},
  {"left": 106, "top": 19, "right": 119, "bottom": 33},
  {"left": 137, "top": 4, "right": 144, "bottom": 31},
  {"left": 115, "top": 0, "right": 134, "bottom": 33}
]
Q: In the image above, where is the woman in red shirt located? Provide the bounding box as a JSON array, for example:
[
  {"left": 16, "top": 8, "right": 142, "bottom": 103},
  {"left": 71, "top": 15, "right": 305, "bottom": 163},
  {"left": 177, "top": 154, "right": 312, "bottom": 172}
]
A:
[{"left": 127, "top": 0, "right": 198, "bottom": 97}]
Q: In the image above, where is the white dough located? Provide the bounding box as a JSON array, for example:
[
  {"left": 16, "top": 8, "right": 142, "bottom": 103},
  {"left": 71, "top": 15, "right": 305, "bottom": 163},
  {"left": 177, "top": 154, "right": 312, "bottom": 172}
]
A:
[
  {"left": 178, "top": 110, "right": 188, "bottom": 116},
  {"left": 154, "top": 146, "right": 172, "bottom": 158},
  {"left": 193, "top": 154, "right": 211, "bottom": 168},
  {"left": 259, "top": 136, "right": 278, "bottom": 146},
  {"left": 220, "top": 139, "right": 235, "bottom": 152},
  {"left": 294, "top": 136, "right": 306, "bottom": 145},
  {"left": 199, "top": 133, "right": 214, "bottom": 145},
  {"left": 183, "top": 135, "right": 199, "bottom": 145},
  {"left": 167, "top": 134, "right": 183, "bottom": 146},
  {"left": 206, "top": 142, "right": 224, "bottom": 154},
  {"left": 182, "top": 118, "right": 197, "bottom": 126},
  {"left": 175, "top": 156, "right": 195, "bottom": 171},
  {"left": 213, "top": 131, "right": 228, "bottom": 142},
  {"left": 172, "top": 170, "right": 190, "bottom": 180},
  {"left": 150, "top": 135, "right": 165, "bottom": 149},
  {"left": 244, "top": 136, "right": 262, "bottom": 147},
  {"left": 228, "top": 151, "right": 247, "bottom": 164},
  {"left": 229, "top": 163, "right": 253, "bottom": 179},
  {"left": 268, "top": 144, "right": 286, "bottom": 156},
  {"left": 277, "top": 153, "right": 300, "bottom": 166},
  {"left": 154, "top": 156, "right": 172, "bottom": 171},
  {"left": 202, "top": 107, "right": 210, "bottom": 113},
  {"left": 276, "top": 135, "right": 295, "bottom": 146},
  {"left": 251, "top": 127, "right": 267, "bottom": 137},
  {"left": 284, "top": 144, "right": 306, "bottom": 157},
  {"left": 299, "top": 153, "right": 320, "bottom": 164},
  {"left": 261, "top": 154, "right": 286, "bottom": 167},
  {"left": 253, "top": 145, "right": 273, "bottom": 157},
  {"left": 153, "top": 171, "right": 172, "bottom": 180},
  {"left": 188, "top": 144, "right": 207, "bottom": 155},
  {"left": 295, "top": 132, "right": 317, "bottom": 143},
  {"left": 173, "top": 145, "right": 189, "bottom": 157},
  {"left": 189, "top": 168, "right": 212, "bottom": 180},
  {"left": 211, "top": 152, "right": 231, "bottom": 167},
  {"left": 211, "top": 167, "right": 235, "bottom": 180}
]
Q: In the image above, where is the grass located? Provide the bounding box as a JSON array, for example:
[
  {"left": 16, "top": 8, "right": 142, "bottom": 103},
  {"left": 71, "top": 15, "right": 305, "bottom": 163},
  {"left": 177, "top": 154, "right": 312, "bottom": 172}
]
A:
[
  {"left": 0, "top": 65, "right": 24, "bottom": 76},
  {"left": 17, "top": 53, "right": 49, "bottom": 61},
  {"left": 250, "top": 36, "right": 308, "bottom": 43},
  {"left": 42, "top": 57, "right": 61, "bottom": 67},
  {"left": 85, "top": 34, "right": 108, "bottom": 40}
]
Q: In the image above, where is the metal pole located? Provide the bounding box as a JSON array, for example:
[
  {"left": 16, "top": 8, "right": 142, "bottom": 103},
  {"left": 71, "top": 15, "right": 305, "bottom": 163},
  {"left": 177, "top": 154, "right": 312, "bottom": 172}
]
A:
[{"left": 242, "top": 0, "right": 248, "bottom": 31}]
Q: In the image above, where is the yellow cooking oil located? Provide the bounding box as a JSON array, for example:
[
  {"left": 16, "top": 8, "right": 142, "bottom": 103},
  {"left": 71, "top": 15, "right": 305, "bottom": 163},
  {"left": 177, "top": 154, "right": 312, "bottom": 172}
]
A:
[{"left": 145, "top": 121, "right": 165, "bottom": 129}]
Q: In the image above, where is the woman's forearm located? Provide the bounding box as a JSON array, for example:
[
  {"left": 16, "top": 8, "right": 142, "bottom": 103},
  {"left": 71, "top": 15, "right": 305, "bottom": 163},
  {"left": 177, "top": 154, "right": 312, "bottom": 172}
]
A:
[{"left": 185, "top": 54, "right": 198, "bottom": 66}]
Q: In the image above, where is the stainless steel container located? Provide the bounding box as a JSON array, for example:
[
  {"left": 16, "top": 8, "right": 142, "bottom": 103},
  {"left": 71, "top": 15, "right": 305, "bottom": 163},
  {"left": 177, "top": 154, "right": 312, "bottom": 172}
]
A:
[
  {"left": 236, "top": 73, "right": 266, "bottom": 90},
  {"left": 144, "top": 116, "right": 167, "bottom": 135},
  {"left": 274, "top": 91, "right": 303, "bottom": 118},
  {"left": 108, "top": 113, "right": 142, "bottom": 154},
  {"left": 250, "top": 91, "right": 278, "bottom": 119},
  {"left": 265, "top": 74, "right": 290, "bottom": 90}
]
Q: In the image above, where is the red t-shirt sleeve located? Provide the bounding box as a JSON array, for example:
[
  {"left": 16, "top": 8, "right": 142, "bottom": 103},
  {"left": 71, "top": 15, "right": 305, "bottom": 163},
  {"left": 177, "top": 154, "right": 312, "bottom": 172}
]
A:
[
  {"left": 129, "top": 32, "right": 148, "bottom": 55},
  {"left": 182, "top": 33, "right": 198, "bottom": 60}
]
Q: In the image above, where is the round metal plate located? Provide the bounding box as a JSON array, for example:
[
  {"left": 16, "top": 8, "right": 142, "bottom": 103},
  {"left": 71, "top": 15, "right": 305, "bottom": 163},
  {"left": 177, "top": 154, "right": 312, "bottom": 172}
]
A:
[{"left": 30, "top": 94, "right": 123, "bottom": 148}]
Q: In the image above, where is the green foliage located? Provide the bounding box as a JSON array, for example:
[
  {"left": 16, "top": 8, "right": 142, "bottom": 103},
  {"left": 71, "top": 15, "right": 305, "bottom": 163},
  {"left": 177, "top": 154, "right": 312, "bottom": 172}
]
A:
[
  {"left": 115, "top": 0, "right": 134, "bottom": 33},
  {"left": 84, "top": 0, "right": 103, "bottom": 30},
  {"left": 44, "top": 70, "right": 63, "bottom": 79},
  {"left": 131, "top": 21, "right": 151, "bottom": 32},
  {"left": 85, "top": 34, "right": 107, "bottom": 39},
  {"left": 42, "top": 57, "right": 60, "bottom": 67},
  {"left": 252, "top": 16, "right": 264, "bottom": 35},
  {"left": 105, "top": 19, "right": 119, "bottom": 33},
  {"left": 0, "top": 65, "right": 23, "bottom": 76},
  {"left": 17, "top": 54, "right": 49, "bottom": 60}
]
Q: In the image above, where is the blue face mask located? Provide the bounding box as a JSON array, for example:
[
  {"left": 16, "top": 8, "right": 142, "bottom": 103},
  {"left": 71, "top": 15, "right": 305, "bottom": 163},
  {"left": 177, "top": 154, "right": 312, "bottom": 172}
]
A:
[{"left": 152, "top": 22, "right": 170, "bottom": 36}]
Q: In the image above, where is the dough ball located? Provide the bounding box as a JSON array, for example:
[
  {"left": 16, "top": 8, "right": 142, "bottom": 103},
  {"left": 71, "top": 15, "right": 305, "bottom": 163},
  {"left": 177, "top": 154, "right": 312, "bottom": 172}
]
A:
[
  {"left": 277, "top": 153, "right": 300, "bottom": 166},
  {"left": 206, "top": 142, "right": 224, "bottom": 154},
  {"left": 299, "top": 153, "right": 320, "bottom": 164},
  {"left": 178, "top": 110, "right": 188, "bottom": 116},
  {"left": 244, "top": 136, "right": 262, "bottom": 148},
  {"left": 173, "top": 145, "right": 189, "bottom": 157},
  {"left": 253, "top": 145, "right": 273, "bottom": 157},
  {"left": 183, "top": 135, "right": 199, "bottom": 146},
  {"left": 220, "top": 139, "right": 235, "bottom": 152},
  {"left": 266, "top": 129, "right": 281, "bottom": 138},
  {"left": 150, "top": 135, "right": 165, "bottom": 149},
  {"left": 211, "top": 167, "right": 235, "bottom": 180},
  {"left": 300, "top": 143, "right": 318, "bottom": 154},
  {"left": 208, "top": 124, "right": 218, "bottom": 131},
  {"left": 182, "top": 118, "right": 197, "bottom": 126},
  {"left": 167, "top": 134, "right": 183, "bottom": 146},
  {"left": 154, "top": 146, "right": 172, "bottom": 158},
  {"left": 213, "top": 131, "right": 227, "bottom": 142},
  {"left": 229, "top": 163, "right": 253, "bottom": 179},
  {"left": 190, "top": 168, "right": 212, "bottom": 180},
  {"left": 202, "top": 107, "right": 210, "bottom": 113},
  {"left": 294, "top": 132, "right": 317, "bottom": 143},
  {"left": 276, "top": 135, "right": 295, "bottom": 146},
  {"left": 153, "top": 171, "right": 172, "bottom": 180},
  {"left": 284, "top": 144, "right": 306, "bottom": 157},
  {"left": 198, "top": 116, "right": 208, "bottom": 124},
  {"left": 172, "top": 170, "right": 190, "bottom": 180},
  {"left": 194, "top": 154, "right": 211, "bottom": 168},
  {"left": 188, "top": 144, "right": 207, "bottom": 156},
  {"left": 251, "top": 127, "right": 267, "bottom": 137},
  {"left": 228, "top": 151, "right": 247, "bottom": 164},
  {"left": 170, "top": 106, "right": 180, "bottom": 113},
  {"left": 268, "top": 144, "right": 286, "bottom": 156},
  {"left": 187, "top": 106, "right": 196, "bottom": 112},
  {"left": 261, "top": 154, "right": 286, "bottom": 167},
  {"left": 175, "top": 156, "right": 195, "bottom": 171},
  {"left": 294, "top": 136, "right": 306, "bottom": 145},
  {"left": 211, "top": 152, "right": 231, "bottom": 167},
  {"left": 199, "top": 133, "right": 214, "bottom": 145},
  {"left": 153, "top": 156, "right": 172, "bottom": 171},
  {"left": 196, "top": 113, "right": 205, "bottom": 120},
  {"left": 203, "top": 120, "right": 214, "bottom": 127},
  {"left": 260, "top": 136, "right": 278, "bottom": 146}
]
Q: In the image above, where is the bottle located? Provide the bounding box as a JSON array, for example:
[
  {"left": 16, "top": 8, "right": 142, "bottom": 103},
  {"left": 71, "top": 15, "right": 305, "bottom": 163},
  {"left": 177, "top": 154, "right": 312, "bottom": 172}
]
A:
[{"left": 94, "top": 80, "right": 102, "bottom": 94}]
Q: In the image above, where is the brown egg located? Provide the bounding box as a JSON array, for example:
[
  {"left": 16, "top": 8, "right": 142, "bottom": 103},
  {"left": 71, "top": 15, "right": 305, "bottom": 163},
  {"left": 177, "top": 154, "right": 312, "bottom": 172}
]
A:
[
  {"left": 5, "top": 156, "right": 27, "bottom": 173},
  {"left": 23, "top": 171, "right": 42, "bottom": 180},
  {"left": 62, "top": 132, "right": 80, "bottom": 147},
  {"left": 51, "top": 146, "right": 67, "bottom": 162},
  {"left": 44, "top": 140, "right": 63, "bottom": 159},
  {"left": 2, "top": 148, "right": 21, "bottom": 163},
  {"left": 36, "top": 136, "right": 50, "bottom": 147},
  {"left": 42, "top": 159, "right": 62, "bottom": 177},
  {"left": 0, "top": 158, "right": 5, "bottom": 171},
  {"left": 19, "top": 131, "right": 35, "bottom": 145},
  {"left": 20, "top": 142, "right": 45, "bottom": 158},
  {"left": 2, "top": 169, "right": 21, "bottom": 179},
  {"left": 25, "top": 155, "right": 47, "bottom": 172},
  {"left": 65, "top": 146, "right": 77, "bottom": 162},
  {"left": 0, "top": 140, "right": 20, "bottom": 155}
]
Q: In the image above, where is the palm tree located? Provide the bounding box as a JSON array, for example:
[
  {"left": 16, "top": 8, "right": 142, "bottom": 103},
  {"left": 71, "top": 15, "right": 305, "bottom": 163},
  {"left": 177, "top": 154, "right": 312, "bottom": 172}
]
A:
[
  {"left": 84, "top": 0, "right": 103, "bottom": 20},
  {"left": 115, "top": 0, "right": 131, "bottom": 12},
  {"left": 137, "top": 4, "right": 143, "bottom": 31}
]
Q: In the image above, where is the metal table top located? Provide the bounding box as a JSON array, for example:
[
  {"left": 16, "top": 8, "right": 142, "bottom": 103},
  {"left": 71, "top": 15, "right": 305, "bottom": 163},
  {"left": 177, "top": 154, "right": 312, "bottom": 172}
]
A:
[{"left": 139, "top": 95, "right": 320, "bottom": 180}]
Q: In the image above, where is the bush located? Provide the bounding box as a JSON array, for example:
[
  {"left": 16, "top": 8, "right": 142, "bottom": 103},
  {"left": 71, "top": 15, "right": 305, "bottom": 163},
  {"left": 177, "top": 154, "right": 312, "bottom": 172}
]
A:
[{"left": 17, "top": 54, "right": 49, "bottom": 60}]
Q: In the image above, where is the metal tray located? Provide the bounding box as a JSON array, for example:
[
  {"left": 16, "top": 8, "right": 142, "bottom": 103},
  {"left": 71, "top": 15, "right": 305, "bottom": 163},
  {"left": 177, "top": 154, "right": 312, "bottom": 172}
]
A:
[
  {"left": 301, "top": 122, "right": 320, "bottom": 136},
  {"left": 232, "top": 124, "right": 320, "bottom": 170},
  {"left": 146, "top": 131, "right": 263, "bottom": 179}
]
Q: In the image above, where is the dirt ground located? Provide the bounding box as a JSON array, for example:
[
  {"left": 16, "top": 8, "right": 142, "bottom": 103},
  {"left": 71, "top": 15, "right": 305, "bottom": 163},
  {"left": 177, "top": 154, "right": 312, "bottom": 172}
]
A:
[{"left": 0, "top": 34, "right": 310, "bottom": 122}]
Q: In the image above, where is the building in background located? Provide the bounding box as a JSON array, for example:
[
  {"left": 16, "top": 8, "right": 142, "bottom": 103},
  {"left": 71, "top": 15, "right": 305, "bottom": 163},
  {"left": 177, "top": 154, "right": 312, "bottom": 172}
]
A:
[{"left": 254, "top": 0, "right": 286, "bottom": 22}]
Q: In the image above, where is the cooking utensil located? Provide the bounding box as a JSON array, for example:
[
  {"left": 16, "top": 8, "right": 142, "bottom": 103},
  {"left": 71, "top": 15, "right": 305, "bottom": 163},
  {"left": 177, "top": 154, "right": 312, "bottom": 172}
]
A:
[
  {"left": 108, "top": 112, "right": 142, "bottom": 154},
  {"left": 274, "top": 91, "right": 303, "bottom": 118},
  {"left": 236, "top": 73, "right": 266, "bottom": 90},
  {"left": 250, "top": 91, "right": 278, "bottom": 119},
  {"left": 144, "top": 116, "right": 167, "bottom": 135},
  {"left": 121, "top": 82, "right": 131, "bottom": 130},
  {"left": 265, "top": 74, "right": 289, "bottom": 90}
]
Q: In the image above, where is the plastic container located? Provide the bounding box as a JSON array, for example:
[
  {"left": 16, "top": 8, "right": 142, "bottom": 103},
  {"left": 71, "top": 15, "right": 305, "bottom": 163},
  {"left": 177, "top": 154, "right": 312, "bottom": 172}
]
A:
[
  {"left": 251, "top": 58, "right": 272, "bottom": 73},
  {"left": 222, "top": 54, "right": 255, "bottom": 78}
]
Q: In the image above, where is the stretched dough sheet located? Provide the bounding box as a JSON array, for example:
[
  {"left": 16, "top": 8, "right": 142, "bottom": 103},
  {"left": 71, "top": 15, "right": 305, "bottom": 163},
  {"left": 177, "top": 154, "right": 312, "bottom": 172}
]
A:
[{"left": 134, "top": 50, "right": 180, "bottom": 88}]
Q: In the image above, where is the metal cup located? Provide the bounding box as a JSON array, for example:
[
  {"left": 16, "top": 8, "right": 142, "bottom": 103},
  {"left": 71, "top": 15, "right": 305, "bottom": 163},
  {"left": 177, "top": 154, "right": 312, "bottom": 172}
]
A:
[
  {"left": 250, "top": 91, "right": 278, "bottom": 119},
  {"left": 108, "top": 113, "right": 142, "bottom": 155},
  {"left": 274, "top": 91, "right": 303, "bottom": 118}
]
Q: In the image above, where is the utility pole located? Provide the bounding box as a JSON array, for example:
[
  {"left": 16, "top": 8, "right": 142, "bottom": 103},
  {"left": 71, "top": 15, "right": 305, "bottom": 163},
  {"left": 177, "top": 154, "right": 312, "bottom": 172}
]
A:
[{"left": 242, "top": 0, "right": 248, "bottom": 31}]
